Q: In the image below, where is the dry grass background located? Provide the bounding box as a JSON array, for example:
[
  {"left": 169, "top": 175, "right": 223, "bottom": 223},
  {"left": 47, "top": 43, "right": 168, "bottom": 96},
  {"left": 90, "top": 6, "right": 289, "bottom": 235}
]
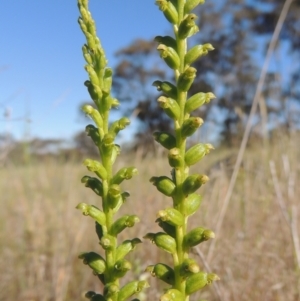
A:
[{"left": 0, "top": 132, "right": 299, "bottom": 301}]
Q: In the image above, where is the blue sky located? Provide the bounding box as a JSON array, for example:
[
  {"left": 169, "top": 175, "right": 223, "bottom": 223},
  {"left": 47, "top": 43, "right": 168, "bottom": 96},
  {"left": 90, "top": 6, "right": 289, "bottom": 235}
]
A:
[{"left": 1, "top": 1, "right": 171, "bottom": 141}]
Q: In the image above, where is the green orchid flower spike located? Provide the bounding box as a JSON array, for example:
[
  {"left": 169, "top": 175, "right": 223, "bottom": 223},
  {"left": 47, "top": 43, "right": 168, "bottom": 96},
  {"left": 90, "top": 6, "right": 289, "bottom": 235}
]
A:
[
  {"left": 76, "top": 0, "right": 149, "bottom": 300},
  {"left": 145, "top": 0, "right": 220, "bottom": 300}
]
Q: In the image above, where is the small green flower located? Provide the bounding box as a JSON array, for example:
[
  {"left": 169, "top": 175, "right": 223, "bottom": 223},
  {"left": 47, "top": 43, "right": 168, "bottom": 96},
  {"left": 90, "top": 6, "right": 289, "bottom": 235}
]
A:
[
  {"left": 185, "top": 143, "right": 214, "bottom": 166},
  {"left": 182, "top": 174, "right": 209, "bottom": 195},
  {"left": 157, "top": 208, "right": 184, "bottom": 226},
  {"left": 178, "top": 14, "right": 199, "bottom": 39},
  {"left": 157, "top": 44, "right": 180, "bottom": 70},
  {"left": 153, "top": 131, "right": 177, "bottom": 150},
  {"left": 181, "top": 117, "right": 204, "bottom": 138},
  {"left": 155, "top": 0, "right": 178, "bottom": 24},
  {"left": 146, "top": 263, "right": 175, "bottom": 285},
  {"left": 157, "top": 96, "right": 181, "bottom": 120},
  {"left": 177, "top": 67, "right": 197, "bottom": 91},
  {"left": 150, "top": 176, "right": 176, "bottom": 197},
  {"left": 184, "top": 227, "right": 215, "bottom": 249},
  {"left": 152, "top": 80, "right": 178, "bottom": 99},
  {"left": 144, "top": 232, "right": 177, "bottom": 254},
  {"left": 185, "top": 43, "right": 214, "bottom": 65}
]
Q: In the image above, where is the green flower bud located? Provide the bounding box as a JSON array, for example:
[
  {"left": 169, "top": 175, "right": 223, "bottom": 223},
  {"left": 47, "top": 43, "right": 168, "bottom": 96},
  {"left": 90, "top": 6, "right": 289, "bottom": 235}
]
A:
[
  {"left": 153, "top": 131, "right": 176, "bottom": 150},
  {"left": 180, "top": 258, "right": 200, "bottom": 278},
  {"left": 184, "top": 227, "right": 215, "bottom": 249},
  {"left": 79, "top": 5, "right": 89, "bottom": 22},
  {"left": 100, "top": 234, "right": 116, "bottom": 250},
  {"left": 154, "top": 36, "right": 177, "bottom": 51},
  {"left": 84, "top": 80, "right": 103, "bottom": 103},
  {"left": 85, "top": 32, "right": 97, "bottom": 53},
  {"left": 109, "top": 117, "right": 131, "bottom": 138},
  {"left": 181, "top": 117, "right": 204, "bottom": 138},
  {"left": 107, "top": 184, "right": 122, "bottom": 210},
  {"left": 81, "top": 175, "right": 103, "bottom": 196},
  {"left": 178, "top": 14, "right": 199, "bottom": 39},
  {"left": 150, "top": 176, "right": 176, "bottom": 197},
  {"left": 160, "top": 289, "right": 184, "bottom": 301},
  {"left": 82, "top": 105, "right": 103, "bottom": 128},
  {"left": 184, "top": 0, "right": 205, "bottom": 14},
  {"left": 110, "top": 215, "right": 140, "bottom": 236},
  {"left": 168, "top": 148, "right": 183, "bottom": 168},
  {"left": 112, "top": 166, "right": 138, "bottom": 185},
  {"left": 185, "top": 92, "right": 216, "bottom": 114},
  {"left": 185, "top": 272, "right": 219, "bottom": 295},
  {"left": 82, "top": 104, "right": 103, "bottom": 129},
  {"left": 185, "top": 43, "right": 214, "bottom": 66},
  {"left": 157, "top": 208, "right": 184, "bottom": 226},
  {"left": 85, "top": 124, "right": 102, "bottom": 145},
  {"left": 155, "top": 0, "right": 178, "bottom": 24},
  {"left": 98, "top": 49, "right": 108, "bottom": 71},
  {"left": 86, "top": 17, "right": 97, "bottom": 38},
  {"left": 83, "top": 158, "right": 107, "bottom": 180},
  {"left": 185, "top": 143, "right": 214, "bottom": 166},
  {"left": 85, "top": 64, "right": 100, "bottom": 87},
  {"left": 157, "top": 44, "right": 180, "bottom": 70},
  {"left": 177, "top": 67, "right": 196, "bottom": 92},
  {"left": 118, "top": 280, "right": 149, "bottom": 301},
  {"left": 82, "top": 44, "right": 93, "bottom": 64},
  {"left": 157, "top": 96, "right": 180, "bottom": 120},
  {"left": 144, "top": 232, "right": 176, "bottom": 254},
  {"left": 76, "top": 203, "right": 106, "bottom": 226},
  {"left": 113, "top": 259, "right": 132, "bottom": 279},
  {"left": 146, "top": 263, "right": 175, "bottom": 285},
  {"left": 78, "top": 252, "right": 106, "bottom": 275},
  {"left": 184, "top": 193, "right": 202, "bottom": 216},
  {"left": 182, "top": 174, "right": 209, "bottom": 195},
  {"left": 156, "top": 218, "right": 176, "bottom": 238},
  {"left": 116, "top": 238, "right": 142, "bottom": 261},
  {"left": 152, "top": 80, "right": 178, "bottom": 99},
  {"left": 103, "top": 68, "right": 113, "bottom": 94},
  {"left": 78, "top": 17, "right": 88, "bottom": 34}
]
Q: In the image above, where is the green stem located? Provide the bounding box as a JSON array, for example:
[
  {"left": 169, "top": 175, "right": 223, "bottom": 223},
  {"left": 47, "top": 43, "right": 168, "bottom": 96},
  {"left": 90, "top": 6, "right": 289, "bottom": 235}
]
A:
[
  {"left": 102, "top": 138, "right": 118, "bottom": 285},
  {"left": 172, "top": 0, "right": 190, "bottom": 299}
]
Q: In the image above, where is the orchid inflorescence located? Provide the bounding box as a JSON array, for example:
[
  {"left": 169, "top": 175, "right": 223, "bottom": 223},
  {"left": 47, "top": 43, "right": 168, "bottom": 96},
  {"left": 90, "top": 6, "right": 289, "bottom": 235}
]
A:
[{"left": 76, "top": 0, "right": 219, "bottom": 300}]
